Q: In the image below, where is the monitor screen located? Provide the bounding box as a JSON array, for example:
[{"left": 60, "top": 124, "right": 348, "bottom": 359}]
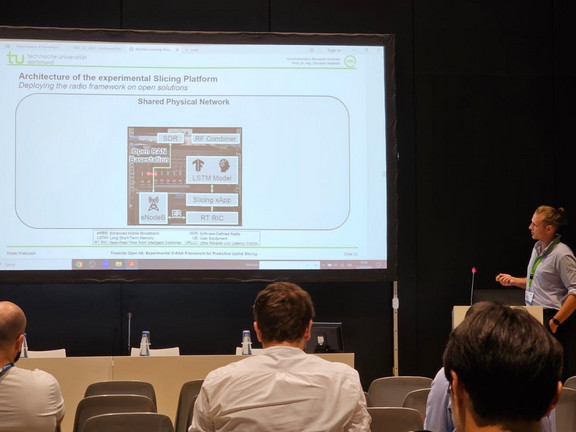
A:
[
  {"left": 305, "top": 321, "right": 344, "bottom": 353},
  {"left": 0, "top": 26, "right": 397, "bottom": 283}
]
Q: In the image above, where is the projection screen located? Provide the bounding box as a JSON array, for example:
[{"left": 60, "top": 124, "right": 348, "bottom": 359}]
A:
[{"left": 0, "top": 26, "right": 397, "bottom": 283}]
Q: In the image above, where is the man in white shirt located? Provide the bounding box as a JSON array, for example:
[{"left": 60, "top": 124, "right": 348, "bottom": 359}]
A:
[
  {"left": 0, "top": 301, "right": 65, "bottom": 432},
  {"left": 189, "top": 281, "right": 370, "bottom": 432}
]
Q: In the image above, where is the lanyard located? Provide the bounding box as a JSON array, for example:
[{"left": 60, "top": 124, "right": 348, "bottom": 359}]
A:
[
  {"left": 0, "top": 362, "right": 14, "bottom": 378},
  {"left": 528, "top": 237, "right": 561, "bottom": 289}
]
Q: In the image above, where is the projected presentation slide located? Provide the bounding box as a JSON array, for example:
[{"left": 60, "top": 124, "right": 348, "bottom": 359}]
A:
[{"left": 0, "top": 29, "right": 391, "bottom": 273}]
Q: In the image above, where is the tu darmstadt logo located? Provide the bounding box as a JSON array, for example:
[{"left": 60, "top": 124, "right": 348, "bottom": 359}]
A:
[{"left": 7, "top": 51, "right": 25, "bottom": 65}]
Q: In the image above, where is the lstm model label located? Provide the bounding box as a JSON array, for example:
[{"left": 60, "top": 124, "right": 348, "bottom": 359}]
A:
[{"left": 127, "top": 127, "right": 242, "bottom": 226}]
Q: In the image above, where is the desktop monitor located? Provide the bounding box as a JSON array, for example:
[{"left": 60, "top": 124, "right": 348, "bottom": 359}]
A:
[{"left": 305, "top": 321, "right": 344, "bottom": 353}]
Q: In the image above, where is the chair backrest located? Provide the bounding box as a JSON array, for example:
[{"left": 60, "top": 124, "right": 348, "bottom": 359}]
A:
[
  {"left": 84, "top": 381, "right": 157, "bottom": 408},
  {"left": 73, "top": 394, "right": 156, "bottom": 432},
  {"left": 556, "top": 387, "right": 576, "bottom": 432},
  {"left": 130, "top": 347, "right": 180, "bottom": 356},
  {"left": 564, "top": 376, "right": 576, "bottom": 390},
  {"left": 368, "top": 407, "right": 424, "bottom": 432},
  {"left": 27, "top": 348, "right": 67, "bottom": 358},
  {"left": 81, "top": 413, "right": 174, "bottom": 432},
  {"left": 402, "top": 387, "right": 431, "bottom": 423},
  {"left": 368, "top": 376, "right": 433, "bottom": 407},
  {"left": 174, "top": 380, "right": 203, "bottom": 432},
  {"left": 187, "top": 395, "right": 198, "bottom": 430},
  {"left": 363, "top": 391, "right": 372, "bottom": 407}
]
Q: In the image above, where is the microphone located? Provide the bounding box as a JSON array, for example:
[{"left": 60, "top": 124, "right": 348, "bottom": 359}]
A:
[
  {"left": 470, "top": 267, "right": 477, "bottom": 305},
  {"left": 127, "top": 312, "right": 132, "bottom": 355}
]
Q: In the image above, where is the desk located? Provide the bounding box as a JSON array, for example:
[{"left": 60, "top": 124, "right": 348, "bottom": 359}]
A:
[{"left": 19, "top": 353, "right": 354, "bottom": 432}]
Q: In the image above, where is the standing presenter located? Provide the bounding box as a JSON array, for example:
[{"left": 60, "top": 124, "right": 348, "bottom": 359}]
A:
[{"left": 496, "top": 205, "right": 576, "bottom": 379}]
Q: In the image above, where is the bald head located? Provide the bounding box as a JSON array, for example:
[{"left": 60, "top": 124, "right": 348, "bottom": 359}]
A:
[{"left": 0, "top": 301, "right": 26, "bottom": 348}]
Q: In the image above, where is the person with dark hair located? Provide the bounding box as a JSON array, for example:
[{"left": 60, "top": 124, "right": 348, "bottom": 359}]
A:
[
  {"left": 189, "top": 281, "right": 370, "bottom": 432},
  {"left": 424, "top": 302, "right": 491, "bottom": 432},
  {"left": 496, "top": 205, "right": 576, "bottom": 379},
  {"left": 424, "top": 303, "right": 492, "bottom": 432},
  {"left": 0, "top": 301, "right": 65, "bottom": 431},
  {"left": 443, "top": 302, "right": 563, "bottom": 432}
]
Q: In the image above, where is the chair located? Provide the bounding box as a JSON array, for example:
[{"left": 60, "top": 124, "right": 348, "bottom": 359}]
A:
[
  {"left": 130, "top": 347, "right": 180, "bottom": 356},
  {"left": 556, "top": 387, "right": 576, "bottom": 432},
  {"left": 186, "top": 395, "right": 198, "bottom": 430},
  {"left": 72, "top": 394, "right": 156, "bottom": 432},
  {"left": 27, "top": 348, "right": 67, "bottom": 358},
  {"left": 174, "top": 380, "right": 203, "bottom": 432},
  {"left": 564, "top": 376, "right": 576, "bottom": 390},
  {"left": 84, "top": 380, "right": 157, "bottom": 408},
  {"left": 368, "top": 376, "right": 433, "bottom": 407},
  {"left": 402, "top": 388, "right": 431, "bottom": 423},
  {"left": 363, "top": 391, "right": 372, "bottom": 407},
  {"left": 368, "top": 407, "right": 423, "bottom": 432},
  {"left": 81, "top": 413, "right": 174, "bottom": 432}
]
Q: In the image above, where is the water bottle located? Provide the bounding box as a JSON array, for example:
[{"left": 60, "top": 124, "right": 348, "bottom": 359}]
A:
[
  {"left": 139, "top": 331, "right": 151, "bottom": 356},
  {"left": 241, "top": 330, "right": 252, "bottom": 355},
  {"left": 21, "top": 333, "right": 29, "bottom": 358}
]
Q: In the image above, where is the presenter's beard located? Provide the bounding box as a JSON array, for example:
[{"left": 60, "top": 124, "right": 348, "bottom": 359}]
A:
[{"left": 13, "top": 350, "right": 21, "bottom": 363}]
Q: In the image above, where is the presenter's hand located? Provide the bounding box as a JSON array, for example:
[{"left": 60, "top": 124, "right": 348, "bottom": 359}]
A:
[
  {"left": 495, "top": 273, "right": 515, "bottom": 286},
  {"left": 549, "top": 319, "right": 559, "bottom": 334}
]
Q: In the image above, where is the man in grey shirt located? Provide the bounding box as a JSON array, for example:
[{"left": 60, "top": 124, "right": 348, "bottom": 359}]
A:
[
  {"left": 0, "top": 301, "right": 65, "bottom": 432},
  {"left": 496, "top": 205, "right": 576, "bottom": 379}
]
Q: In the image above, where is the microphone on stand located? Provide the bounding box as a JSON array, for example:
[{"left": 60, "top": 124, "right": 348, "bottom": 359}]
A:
[
  {"left": 470, "top": 267, "right": 477, "bottom": 305},
  {"left": 127, "top": 312, "right": 132, "bottom": 355}
]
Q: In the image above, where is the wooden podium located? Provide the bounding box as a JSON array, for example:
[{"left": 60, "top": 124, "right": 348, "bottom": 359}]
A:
[{"left": 452, "top": 305, "right": 544, "bottom": 329}]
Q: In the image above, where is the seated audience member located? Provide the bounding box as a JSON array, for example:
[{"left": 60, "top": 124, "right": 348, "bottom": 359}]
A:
[
  {"left": 424, "top": 366, "right": 455, "bottom": 432},
  {"left": 189, "top": 281, "right": 370, "bottom": 432},
  {"left": 425, "top": 366, "right": 556, "bottom": 432},
  {"left": 425, "top": 302, "right": 494, "bottom": 432},
  {"left": 443, "top": 302, "right": 563, "bottom": 432},
  {"left": 0, "top": 301, "right": 65, "bottom": 431},
  {"left": 425, "top": 302, "right": 556, "bottom": 432}
]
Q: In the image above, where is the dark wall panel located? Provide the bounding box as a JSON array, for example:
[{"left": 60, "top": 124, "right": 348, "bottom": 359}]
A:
[
  {"left": 414, "top": 0, "right": 552, "bottom": 74},
  {"left": 270, "top": 0, "right": 409, "bottom": 34},
  {"left": 121, "top": 283, "right": 263, "bottom": 356},
  {"left": 410, "top": 0, "right": 557, "bottom": 376},
  {"left": 122, "top": 0, "right": 269, "bottom": 32},
  {"left": 270, "top": 0, "right": 413, "bottom": 74},
  {"left": 0, "top": 0, "right": 122, "bottom": 29},
  {"left": 1, "top": 284, "right": 122, "bottom": 356},
  {"left": 553, "top": 0, "right": 576, "bottom": 248}
]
